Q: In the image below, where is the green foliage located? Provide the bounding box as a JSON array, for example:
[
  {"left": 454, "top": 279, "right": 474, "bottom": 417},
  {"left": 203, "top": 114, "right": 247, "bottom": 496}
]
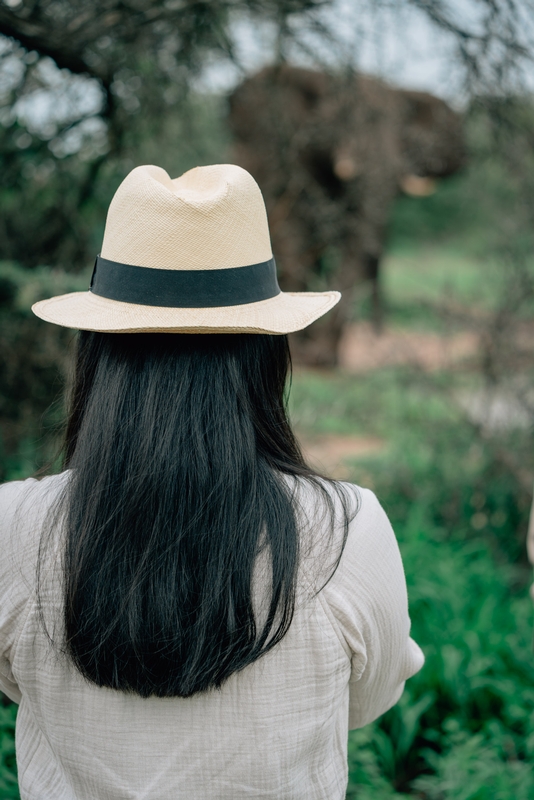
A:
[
  {"left": 414, "top": 729, "right": 534, "bottom": 800},
  {"left": 0, "top": 260, "right": 84, "bottom": 480},
  {"left": 0, "top": 702, "right": 18, "bottom": 800},
  {"left": 372, "top": 425, "right": 532, "bottom": 566},
  {"left": 388, "top": 172, "right": 479, "bottom": 248},
  {"left": 344, "top": 464, "right": 534, "bottom": 797},
  {"left": 381, "top": 243, "right": 502, "bottom": 325},
  {"left": 0, "top": 92, "right": 231, "bottom": 271}
]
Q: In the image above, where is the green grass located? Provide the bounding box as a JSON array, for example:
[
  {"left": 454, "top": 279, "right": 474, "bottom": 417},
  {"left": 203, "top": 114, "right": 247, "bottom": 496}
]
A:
[
  {"left": 382, "top": 242, "right": 500, "bottom": 325},
  {"left": 289, "top": 366, "right": 466, "bottom": 439},
  {"left": 361, "top": 234, "right": 534, "bottom": 331}
]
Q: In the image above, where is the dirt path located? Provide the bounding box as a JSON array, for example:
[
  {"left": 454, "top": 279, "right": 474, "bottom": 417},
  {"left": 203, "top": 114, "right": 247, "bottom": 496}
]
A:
[{"left": 299, "top": 434, "right": 385, "bottom": 480}]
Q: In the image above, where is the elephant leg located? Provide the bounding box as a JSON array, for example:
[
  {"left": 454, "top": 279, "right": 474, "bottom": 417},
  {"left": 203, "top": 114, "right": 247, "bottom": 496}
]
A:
[
  {"left": 289, "top": 306, "right": 344, "bottom": 368},
  {"left": 269, "top": 215, "right": 340, "bottom": 366},
  {"left": 271, "top": 214, "right": 318, "bottom": 293},
  {"left": 272, "top": 214, "right": 371, "bottom": 367},
  {"left": 285, "top": 251, "right": 345, "bottom": 368},
  {"left": 364, "top": 253, "right": 383, "bottom": 333},
  {"left": 302, "top": 244, "right": 386, "bottom": 366},
  {"left": 289, "top": 246, "right": 364, "bottom": 368}
]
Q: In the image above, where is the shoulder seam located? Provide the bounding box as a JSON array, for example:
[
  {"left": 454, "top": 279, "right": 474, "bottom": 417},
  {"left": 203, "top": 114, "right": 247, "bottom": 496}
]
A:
[{"left": 315, "top": 591, "right": 352, "bottom": 658}]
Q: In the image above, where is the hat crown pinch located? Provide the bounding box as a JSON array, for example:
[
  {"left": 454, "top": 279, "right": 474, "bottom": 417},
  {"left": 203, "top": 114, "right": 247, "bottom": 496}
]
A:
[{"left": 100, "top": 164, "right": 273, "bottom": 272}]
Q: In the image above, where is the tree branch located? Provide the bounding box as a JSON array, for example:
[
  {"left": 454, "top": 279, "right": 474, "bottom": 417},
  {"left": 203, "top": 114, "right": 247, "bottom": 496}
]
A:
[{"left": 0, "top": 7, "right": 97, "bottom": 78}]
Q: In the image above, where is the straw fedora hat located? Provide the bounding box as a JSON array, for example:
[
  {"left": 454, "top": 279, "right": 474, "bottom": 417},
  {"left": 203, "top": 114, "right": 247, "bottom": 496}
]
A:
[{"left": 32, "top": 164, "right": 340, "bottom": 334}]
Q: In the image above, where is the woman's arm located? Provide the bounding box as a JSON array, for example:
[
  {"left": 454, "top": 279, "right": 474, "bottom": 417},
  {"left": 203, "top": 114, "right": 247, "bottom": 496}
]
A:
[{"left": 322, "top": 486, "right": 424, "bottom": 730}]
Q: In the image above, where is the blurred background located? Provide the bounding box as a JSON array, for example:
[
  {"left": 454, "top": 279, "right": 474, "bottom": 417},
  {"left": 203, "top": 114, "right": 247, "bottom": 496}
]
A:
[{"left": 1, "top": 1, "right": 534, "bottom": 797}]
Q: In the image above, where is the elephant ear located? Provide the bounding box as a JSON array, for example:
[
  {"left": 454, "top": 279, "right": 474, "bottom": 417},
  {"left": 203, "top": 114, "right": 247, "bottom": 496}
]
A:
[{"left": 399, "top": 89, "right": 465, "bottom": 179}]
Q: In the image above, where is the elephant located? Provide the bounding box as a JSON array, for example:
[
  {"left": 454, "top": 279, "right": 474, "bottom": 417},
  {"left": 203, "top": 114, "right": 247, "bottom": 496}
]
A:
[{"left": 228, "top": 65, "right": 465, "bottom": 366}]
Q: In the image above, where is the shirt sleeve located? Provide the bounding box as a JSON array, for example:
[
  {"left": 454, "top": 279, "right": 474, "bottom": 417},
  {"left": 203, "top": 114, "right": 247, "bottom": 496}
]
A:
[
  {"left": 0, "top": 478, "right": 39, "bottom": 704},
  {"left": 322, "top": 486, "right": 424, "bottom": 730}
]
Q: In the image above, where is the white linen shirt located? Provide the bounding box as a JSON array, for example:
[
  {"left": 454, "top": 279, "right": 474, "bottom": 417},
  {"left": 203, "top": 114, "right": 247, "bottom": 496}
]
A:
[{"left": 0, "top": 472, "right": 424, "bottom": 800}]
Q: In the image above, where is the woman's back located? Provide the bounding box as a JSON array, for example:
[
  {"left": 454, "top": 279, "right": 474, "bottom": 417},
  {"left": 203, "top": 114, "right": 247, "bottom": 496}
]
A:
[
  {"left": 1, "top": 472, "right": 422, "bottom": 800},
  {"left": 1, "top": 163, "right": 423, "bottom": 799}
]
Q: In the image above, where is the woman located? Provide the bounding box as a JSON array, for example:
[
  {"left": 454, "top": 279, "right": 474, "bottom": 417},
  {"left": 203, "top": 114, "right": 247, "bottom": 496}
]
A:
[{"left": 0, "top": 164, "right": 423, "bottom": 800}]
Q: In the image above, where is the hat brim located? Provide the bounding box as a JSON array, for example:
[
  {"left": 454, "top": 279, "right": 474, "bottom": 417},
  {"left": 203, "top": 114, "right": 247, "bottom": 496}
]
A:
[{"left": 31, "top": 289, "right": 341, "bottom": 334}]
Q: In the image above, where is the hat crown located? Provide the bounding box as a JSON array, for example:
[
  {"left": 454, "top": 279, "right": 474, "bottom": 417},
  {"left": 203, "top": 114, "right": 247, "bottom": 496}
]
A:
[
  {"left": 100, "top": 164, "right": 273, "bottom": 271},
  {"left": 31, "top": 161, "right": 341, "bottom": 335}
]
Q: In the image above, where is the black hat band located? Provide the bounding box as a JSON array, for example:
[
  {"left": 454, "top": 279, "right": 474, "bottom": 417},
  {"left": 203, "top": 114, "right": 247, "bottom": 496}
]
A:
[{"left": 90, "top": 255, "right": 280, "bottom": 308}]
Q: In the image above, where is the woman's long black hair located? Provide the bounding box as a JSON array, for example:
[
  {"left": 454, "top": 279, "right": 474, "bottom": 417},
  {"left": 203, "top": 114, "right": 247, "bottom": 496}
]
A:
[{"left": 39, "top": 331, "right": 354, "bottom": 698}]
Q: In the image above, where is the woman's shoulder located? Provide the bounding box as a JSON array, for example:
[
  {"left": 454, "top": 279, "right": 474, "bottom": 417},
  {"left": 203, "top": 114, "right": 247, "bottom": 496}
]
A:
[
  {"left": 285, "top": 473, "right": 398, "bottom": 588},
  {"left": 288, "top": 473, "right": 402, "bottom": 590},
  {"left": 311, "top": 478, "right": 401, "bottom": 583},
  {"left": 285, "top": 473, "right": 382, "bottom": 541},
  {"left": 313, "top": 479, "right": 411, "bottom": 643},
  {"left": 0, "top": 471, "right": 70, "bottom": 518},
  {"left": 0, "top": 472, "right": 70, "bottom": 562}
]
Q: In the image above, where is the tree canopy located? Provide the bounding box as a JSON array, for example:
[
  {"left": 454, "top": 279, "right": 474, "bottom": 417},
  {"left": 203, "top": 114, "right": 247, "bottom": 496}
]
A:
[{"left": 0, "top": 0, "right": 532, "bottom": 269}]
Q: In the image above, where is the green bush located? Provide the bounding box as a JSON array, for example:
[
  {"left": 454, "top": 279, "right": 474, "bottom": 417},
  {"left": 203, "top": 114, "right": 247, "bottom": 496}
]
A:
[
  {"left": 0, "top": 702, "right": 18, "bottom": 800},
  {"left": 0, "top": 261, "right": 85, "bottom": 480},
  {"left": 347, "top": 515, "right": 534, "bottom": 798}
]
